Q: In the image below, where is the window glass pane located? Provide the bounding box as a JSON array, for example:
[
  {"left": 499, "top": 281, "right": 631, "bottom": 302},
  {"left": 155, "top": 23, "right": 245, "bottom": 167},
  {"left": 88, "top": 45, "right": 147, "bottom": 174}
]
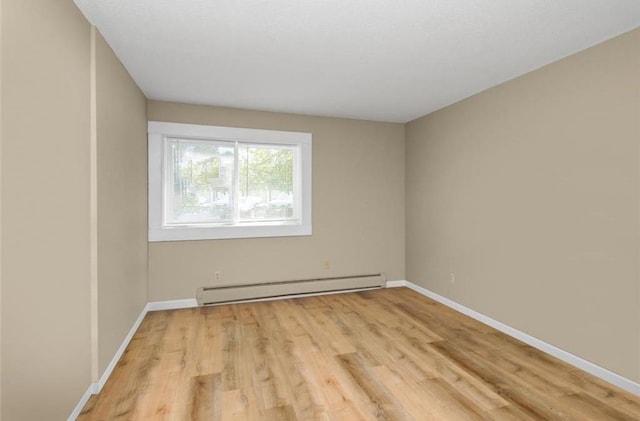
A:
[
  {"left": 165, "top": 138, "right": 235, "bottom": 225},
  {"left": 238, "top": 144, "right": 296, "bottom": 222}
]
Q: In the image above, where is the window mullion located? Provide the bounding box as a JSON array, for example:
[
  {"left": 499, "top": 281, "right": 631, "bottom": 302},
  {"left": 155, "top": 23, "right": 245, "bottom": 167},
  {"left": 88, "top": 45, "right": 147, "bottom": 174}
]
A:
[{"left": 233, "top": 141, "right": 240, "bottom": 225}]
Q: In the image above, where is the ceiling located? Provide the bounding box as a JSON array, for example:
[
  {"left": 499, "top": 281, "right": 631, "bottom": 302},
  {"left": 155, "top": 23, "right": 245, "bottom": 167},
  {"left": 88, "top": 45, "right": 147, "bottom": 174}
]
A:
[{"left": 74, "top": 0, "right": 640, "bottom": 123}]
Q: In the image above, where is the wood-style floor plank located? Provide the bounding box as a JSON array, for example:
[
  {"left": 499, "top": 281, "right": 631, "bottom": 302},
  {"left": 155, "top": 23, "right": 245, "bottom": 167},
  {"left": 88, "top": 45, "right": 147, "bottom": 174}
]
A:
[{"left": 79, "top": 287, "right": 640, "bottom": 420}]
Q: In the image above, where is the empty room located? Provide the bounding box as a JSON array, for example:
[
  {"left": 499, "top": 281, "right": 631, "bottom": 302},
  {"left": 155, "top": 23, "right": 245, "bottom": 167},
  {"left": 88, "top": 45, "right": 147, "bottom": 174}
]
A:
[{"left": 1, "top": 0, "right": 640, "bottom": 420}]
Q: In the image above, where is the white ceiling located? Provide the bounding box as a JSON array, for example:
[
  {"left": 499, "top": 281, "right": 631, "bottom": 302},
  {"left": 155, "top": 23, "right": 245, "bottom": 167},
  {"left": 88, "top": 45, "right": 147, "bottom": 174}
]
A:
[{"left": 74, "top": 0, "right": 640, "bottom": 123}]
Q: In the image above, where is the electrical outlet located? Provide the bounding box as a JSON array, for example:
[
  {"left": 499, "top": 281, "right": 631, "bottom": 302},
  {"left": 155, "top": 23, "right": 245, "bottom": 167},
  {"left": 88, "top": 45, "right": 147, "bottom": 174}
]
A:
[
  {"left": 323, "top": 259, "right": 330, "bottom": 270},
  {"left": 449, "top": 272, "right": 455, "bottom": 284},
  {"left": 215, "top": 271, "right": 222, "bottom": 281}
]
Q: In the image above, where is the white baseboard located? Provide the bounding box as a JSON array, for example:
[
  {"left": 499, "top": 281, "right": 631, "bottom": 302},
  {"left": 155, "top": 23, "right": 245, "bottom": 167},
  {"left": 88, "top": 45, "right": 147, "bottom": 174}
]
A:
[
  {"left": 403, "top": 281, "right": 640, "bottom": 396},
  {"left": 96, "top": 305, "right": 150, "bottom": 391},
  {"left": 147, "top": 298, "right": 198, "bottom": 311},
  {"left": 68, "top": 303, "right": 149, "bottom": 420},
  {"left": 67, "top": 383, "right": 97, "bottom": 421}
]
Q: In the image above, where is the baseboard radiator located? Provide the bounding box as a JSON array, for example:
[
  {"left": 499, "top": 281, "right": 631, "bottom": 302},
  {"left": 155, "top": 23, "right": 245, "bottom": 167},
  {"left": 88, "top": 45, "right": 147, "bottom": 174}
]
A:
[{"left": 196, "top": 273, "right": 386, "bottom": 306}]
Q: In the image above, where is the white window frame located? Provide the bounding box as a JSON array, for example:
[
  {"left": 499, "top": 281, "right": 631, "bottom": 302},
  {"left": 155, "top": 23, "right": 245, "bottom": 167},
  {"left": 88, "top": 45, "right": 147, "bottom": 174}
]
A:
[{"left": 148, "top": 121, "right": 312, "bottom": 241}]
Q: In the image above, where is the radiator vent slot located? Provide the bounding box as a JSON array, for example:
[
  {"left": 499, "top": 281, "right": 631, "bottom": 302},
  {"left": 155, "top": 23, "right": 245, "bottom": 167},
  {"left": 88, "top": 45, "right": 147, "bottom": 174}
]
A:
[{"left": 196, "top": 273, "right": 386, "bottom": 306}]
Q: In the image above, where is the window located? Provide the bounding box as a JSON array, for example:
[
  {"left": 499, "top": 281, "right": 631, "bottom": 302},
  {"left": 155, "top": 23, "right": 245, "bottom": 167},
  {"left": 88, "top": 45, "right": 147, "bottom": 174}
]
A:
[{"left": 148, "top": 121, "right": 312, "bottom": 241}]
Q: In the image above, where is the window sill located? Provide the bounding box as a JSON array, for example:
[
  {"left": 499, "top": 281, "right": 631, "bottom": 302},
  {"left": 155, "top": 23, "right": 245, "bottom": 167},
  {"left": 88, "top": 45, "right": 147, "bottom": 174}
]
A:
[{"left": 149, "top": 222, "right": 312, "bottom": 242}]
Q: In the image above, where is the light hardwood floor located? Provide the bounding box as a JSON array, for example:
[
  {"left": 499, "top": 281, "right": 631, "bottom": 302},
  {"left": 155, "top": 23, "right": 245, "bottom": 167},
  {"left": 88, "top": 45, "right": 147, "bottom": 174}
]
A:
[{"left": 79, "top": 287, "right": 640, "bottom": 420}]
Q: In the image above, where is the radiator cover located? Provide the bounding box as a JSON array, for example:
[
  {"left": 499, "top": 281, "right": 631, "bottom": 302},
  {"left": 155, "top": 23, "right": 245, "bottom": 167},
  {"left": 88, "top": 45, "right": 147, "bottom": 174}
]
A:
[{"left": 196, "top": 273, "right": 386, "bottom": 306}]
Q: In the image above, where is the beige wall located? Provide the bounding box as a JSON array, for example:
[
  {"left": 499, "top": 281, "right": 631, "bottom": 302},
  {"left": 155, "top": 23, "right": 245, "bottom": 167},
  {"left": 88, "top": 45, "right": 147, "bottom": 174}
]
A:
[
  {"left": 95, "top": 32, "right": 147, "bottom": 376},
  {"left": 1, "top": 0, "right": 92, "bottom": 419},
  {"left": 147, "top": 101, "right": 405, "bottom": 301},
  {"left": 0, "top": 3, "right": 149, "bottom": 418},
  {"left": 406, "top": 29, "right": 640, "bottom": 381}
]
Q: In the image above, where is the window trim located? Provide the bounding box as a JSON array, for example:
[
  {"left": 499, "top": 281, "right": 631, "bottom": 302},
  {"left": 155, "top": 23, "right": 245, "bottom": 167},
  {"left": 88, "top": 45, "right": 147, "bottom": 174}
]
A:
[{"left": 148, "top": 121, "right": 312, "bottom": 242}]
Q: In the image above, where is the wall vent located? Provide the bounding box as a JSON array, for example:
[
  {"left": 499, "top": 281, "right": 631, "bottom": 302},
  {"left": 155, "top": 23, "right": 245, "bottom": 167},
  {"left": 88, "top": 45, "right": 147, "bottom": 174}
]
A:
[{"left": 196, "top": 273, "right": 386, "bottom": 306}]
